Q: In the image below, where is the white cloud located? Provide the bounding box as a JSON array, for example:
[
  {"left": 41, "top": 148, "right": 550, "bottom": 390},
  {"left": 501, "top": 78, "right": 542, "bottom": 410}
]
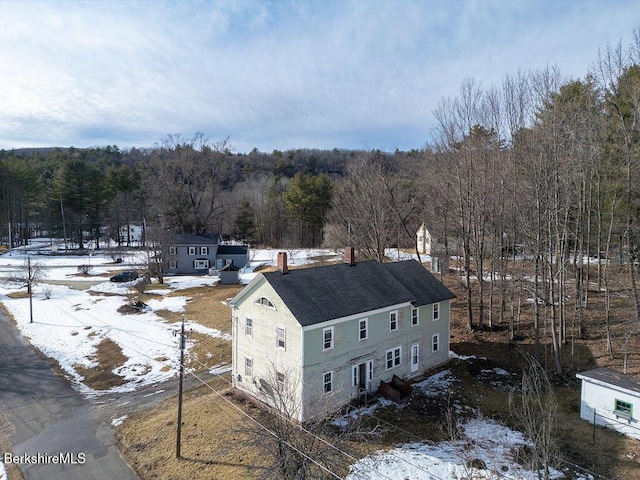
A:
[{"left": 0, "top": 0, "right": 638, "bottom": 151}]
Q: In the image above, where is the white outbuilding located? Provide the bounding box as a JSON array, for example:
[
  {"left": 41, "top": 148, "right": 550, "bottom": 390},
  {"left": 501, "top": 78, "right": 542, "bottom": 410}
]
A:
[{"left": 576, "top": 368, "right": 640, "bottom": 440}]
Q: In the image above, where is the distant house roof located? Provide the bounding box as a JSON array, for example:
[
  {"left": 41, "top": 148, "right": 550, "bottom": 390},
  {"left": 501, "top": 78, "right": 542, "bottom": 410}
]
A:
[
  {"left": 217, "top": 245, "right": 248, "bottom": 255},
  {"left": 169, "top": 233, "right": 222, "bottom": 245},
  {"left": 220, "top": 263, "right": 241, "bottom": 272},
  {"left": 261, "top": 259, "right": 456, "bottom": 327},
  {"left": 577, "top": 368, "right": 640, "bottom": 395}
]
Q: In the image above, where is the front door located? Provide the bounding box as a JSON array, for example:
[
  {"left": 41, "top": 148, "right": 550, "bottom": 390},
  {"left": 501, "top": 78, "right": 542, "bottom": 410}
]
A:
[
  {"left": 411, "top": 343, "right": 419, "bottom": 373},
  {"left": 352, "top": 360, "right": 373, "bottom": 393}
]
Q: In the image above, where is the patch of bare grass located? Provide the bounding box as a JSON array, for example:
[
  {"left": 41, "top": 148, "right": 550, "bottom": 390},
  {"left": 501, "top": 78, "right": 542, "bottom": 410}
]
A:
[
  {"left": 117, "top": 379, "right": 271, "bottom": 480},
  {"left": 185, "top": 332, "right": 230, "bottom": 370},
  {"left": 75, "top": 338, "right": 128, "bottom": 390},
  {"left": 6, "top": 290, "right": 28, "bottom": 299},
  {"left": 153, "top": 308, "right": 182, "bottom": 323},
  {"left": 169, "top": 283, "right": 242, "bottom": 334},
  {"left": 0, "top": 416, "right": 25, "bottom": 480}
]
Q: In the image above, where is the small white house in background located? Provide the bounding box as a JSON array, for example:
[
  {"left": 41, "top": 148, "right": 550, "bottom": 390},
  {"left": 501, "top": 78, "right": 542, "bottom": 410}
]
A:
[
  {"left": 118, "top": 224, "right": 144, "bottom": 244},
  {"left": 576, "top": 368, "right": 640, "bottom": 440},
  {"left": 416, "top": 223, "right": 436, "bottom": 255}
]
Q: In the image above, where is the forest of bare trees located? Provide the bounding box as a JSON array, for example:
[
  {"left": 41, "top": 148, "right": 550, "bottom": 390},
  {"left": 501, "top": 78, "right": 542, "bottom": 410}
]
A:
[{"left": 1, "top": 29, "right": 640, "bottom": 376}]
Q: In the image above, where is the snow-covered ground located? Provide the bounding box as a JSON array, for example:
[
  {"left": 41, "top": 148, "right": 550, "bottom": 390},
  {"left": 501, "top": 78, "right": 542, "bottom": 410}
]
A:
[
  {"left": 346, "top": 417, "right": 575, "bottom": 480},
  {"left": 0, "top": 243, "right": 591, "bottom": 479},
  {"left": 0, "top": 242, "right": 338, "bottom": 395},
  {"left": 341, "top": 359, "right": 592, "bottom": 480}
]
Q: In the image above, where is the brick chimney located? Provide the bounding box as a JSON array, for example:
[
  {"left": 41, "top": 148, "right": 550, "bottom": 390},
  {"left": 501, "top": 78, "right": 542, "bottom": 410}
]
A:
[
  {"left": 344, "top": 246, "right": 356, "bottom": 266},
  {"left": 277, "top": 251, "right": 289, "bottom": 274}
]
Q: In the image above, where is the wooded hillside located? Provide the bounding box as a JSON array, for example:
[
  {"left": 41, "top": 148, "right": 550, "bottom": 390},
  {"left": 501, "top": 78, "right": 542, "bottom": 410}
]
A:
[{"left": 2, "top": 29, "right": 640, "bottom": 377}]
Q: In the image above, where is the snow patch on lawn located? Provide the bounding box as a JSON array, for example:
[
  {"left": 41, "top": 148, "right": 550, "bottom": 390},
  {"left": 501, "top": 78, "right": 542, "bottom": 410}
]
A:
[{"left": 347, "top": 418, "right": 586, "bottom": 480}]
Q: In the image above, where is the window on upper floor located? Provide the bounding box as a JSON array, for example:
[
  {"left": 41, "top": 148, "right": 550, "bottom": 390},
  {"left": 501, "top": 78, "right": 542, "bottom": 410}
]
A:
[
  {"left": 168, "top": 246, "right": 177, "bottom": 255},
  {"left": 432, "top": 333, "right": 440, "bottom": 353},
  {"left": 411, "top": 307, "right": 419, "bottom": 326},
  {"left": 245, "top": 318, "right": 253, "bottom": 337},
  {"left": 188, "top": 246, "right": 196, "bottom": 255},
  {"left": 323, "top": 327, "right": 334, "bottom": 351},
  {"left": 433, "top": 302, "right": 440, "bottom": 321},
  {"left": 244, "top": 357, "right": 253, "bottom": 377},
  {"left": 276, "top": 326, "right": 286, "bottom": 350},
  {"left": 201, "top": 246, "right": 209, "bottom": 255},
  {"left": 254, "top": 297, "right": 276, "bottom": 309},
  {"left": 389, "top": 311, "right": 398, "bottom": 331},
  {"left": 359, "top": 318, "right": 368, "bottom": 340},
  {"left": 323, "top": 371, "right": 333, "bottom": 393},
  {"left": 386, "top": 346, "right": 402, "bottom": 370}
]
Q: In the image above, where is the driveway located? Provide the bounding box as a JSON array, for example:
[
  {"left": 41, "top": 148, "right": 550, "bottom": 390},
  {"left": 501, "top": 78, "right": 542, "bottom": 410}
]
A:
[{"left": 0, "top": 312, "right": 139, "bottom": 480}]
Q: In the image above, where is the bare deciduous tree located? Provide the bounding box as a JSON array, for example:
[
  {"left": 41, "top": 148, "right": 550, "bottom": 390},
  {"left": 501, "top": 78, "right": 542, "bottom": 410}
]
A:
[
  {"left": 324, "top": 151, "right": 419, "bottom": 262},
  {"left": 235, "top": 364, "right": 370, "bottom": 480},
  {"left": 509, "top": 353, "right": 560, "bottom": 480}
]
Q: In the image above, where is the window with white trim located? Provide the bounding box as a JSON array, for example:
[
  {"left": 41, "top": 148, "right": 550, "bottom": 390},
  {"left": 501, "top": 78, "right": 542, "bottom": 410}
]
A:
[
  {"left": 433, "top": 303, "right": 440, "bottom": 321},
  {"left": 194, "top": 259, "right": 210, "bottom": 269},
  {"left": 168, "top": 246, "right": 177, "bottom": 255},
  {"left": 386, "top": 346, "right": 402, "bottom": 369},
  {"left": 276, "top": 371, "right": 285, "bottom": 388},
  {"left": 254, "top": 297, "right": 276, "bottom": 309},
  {"left": 244, "top": 357, "right": 253, "bottom": 377},
  {"left": 411, "top": 307, "right": 419, "bottom": 326},
  {"left": 200, "top": 246, "right": 209, "bottom": 255},
  {"left": 276, "top": 327, "right": 286, "bottom": 349},
  {"left": 169, "top": 260, "right": 177, "bottom": 269},
  {"left": 323, "top": 371, "right": 333, "bottom": 393},
  {"left": 323, "top": 327, "right": 334, "bottom": 351},
  {"left": 359, "top": 318, "right": 368, "bottom": 340},
  {"left": 245, "top": 318, "right": 253, "bottom": 337},
  {"left": 432, "top": 333, "right": 440, "bottom": 352},
  {"left": 188, "top": 246, "right": 196, "bottom": 255},
  {"left": 389, "top": 311, "right": 398, "bottom": 331}
]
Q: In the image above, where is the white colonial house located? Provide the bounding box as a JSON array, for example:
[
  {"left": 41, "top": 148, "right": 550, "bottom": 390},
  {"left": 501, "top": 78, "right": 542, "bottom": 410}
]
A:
[
  {"left": 229, "top": 248, "right": 456, "bottom": 422},
  {"left": 576, "top": 368, "right": 640, "bottom": 440}
]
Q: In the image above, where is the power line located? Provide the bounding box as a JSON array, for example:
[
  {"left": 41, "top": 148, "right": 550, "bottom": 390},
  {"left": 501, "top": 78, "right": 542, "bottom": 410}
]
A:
[
  {"left": 15, "top": 298, "right": 346, "bottom": 478},
  {"left": 16, "top": 283, "right": 603, "bottom": 479},
  {"left": 187, "top": 370, "right": 344, "bottom": 479},
  {"left": 192, "top": 357, "right": 443, "bottom": 480}
]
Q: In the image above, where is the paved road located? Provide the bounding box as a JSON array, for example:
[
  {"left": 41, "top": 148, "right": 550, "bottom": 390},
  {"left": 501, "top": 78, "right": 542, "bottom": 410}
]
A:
[{"left": 0, "top": 312, "right": 139, "bottom": 480}]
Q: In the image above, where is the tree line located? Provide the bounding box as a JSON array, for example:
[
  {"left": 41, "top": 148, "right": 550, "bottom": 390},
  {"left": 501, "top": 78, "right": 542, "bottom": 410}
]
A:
[
  {"left": 2, "top": 27, "right": 640, "bottom": 375},
  {"left": 0, "top": 137, "right": 352, "bottom": 250}
]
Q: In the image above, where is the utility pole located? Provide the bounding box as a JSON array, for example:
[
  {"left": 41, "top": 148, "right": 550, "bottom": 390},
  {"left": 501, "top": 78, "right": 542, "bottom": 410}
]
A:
[
  {"left": 176, "top": 316, "right": 186, "bottom": 458},
  {"left": 28, "top": 254, "right": 33, "bottom": 324}
]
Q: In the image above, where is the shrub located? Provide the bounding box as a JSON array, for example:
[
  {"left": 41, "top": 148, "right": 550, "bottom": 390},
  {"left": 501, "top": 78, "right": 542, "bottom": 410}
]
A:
[{"left": 77, "top": 264, "right": 93, "bottom": 275}]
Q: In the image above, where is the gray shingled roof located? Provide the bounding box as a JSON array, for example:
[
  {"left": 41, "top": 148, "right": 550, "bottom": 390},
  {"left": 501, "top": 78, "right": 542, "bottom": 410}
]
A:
[
  {"left": 577, "top": 368, "right": 640, "bottom": 395},
  {"left": 217, "top": 245, "right": 248, "bottom": 255},
  {"left": 262, "top": 259, "right": 456, "bottom": 327}
]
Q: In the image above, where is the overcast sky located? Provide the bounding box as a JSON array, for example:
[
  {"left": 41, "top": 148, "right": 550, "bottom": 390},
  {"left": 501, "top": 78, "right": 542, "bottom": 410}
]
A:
[{"left": 1, "top": 1, "right": 638, "bottom": 153}]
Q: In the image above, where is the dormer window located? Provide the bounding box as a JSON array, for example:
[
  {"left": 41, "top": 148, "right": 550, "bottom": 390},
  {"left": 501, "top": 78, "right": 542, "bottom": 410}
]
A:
[{"left": 254, "top": 297, "right": 276, "bottom": 309}]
